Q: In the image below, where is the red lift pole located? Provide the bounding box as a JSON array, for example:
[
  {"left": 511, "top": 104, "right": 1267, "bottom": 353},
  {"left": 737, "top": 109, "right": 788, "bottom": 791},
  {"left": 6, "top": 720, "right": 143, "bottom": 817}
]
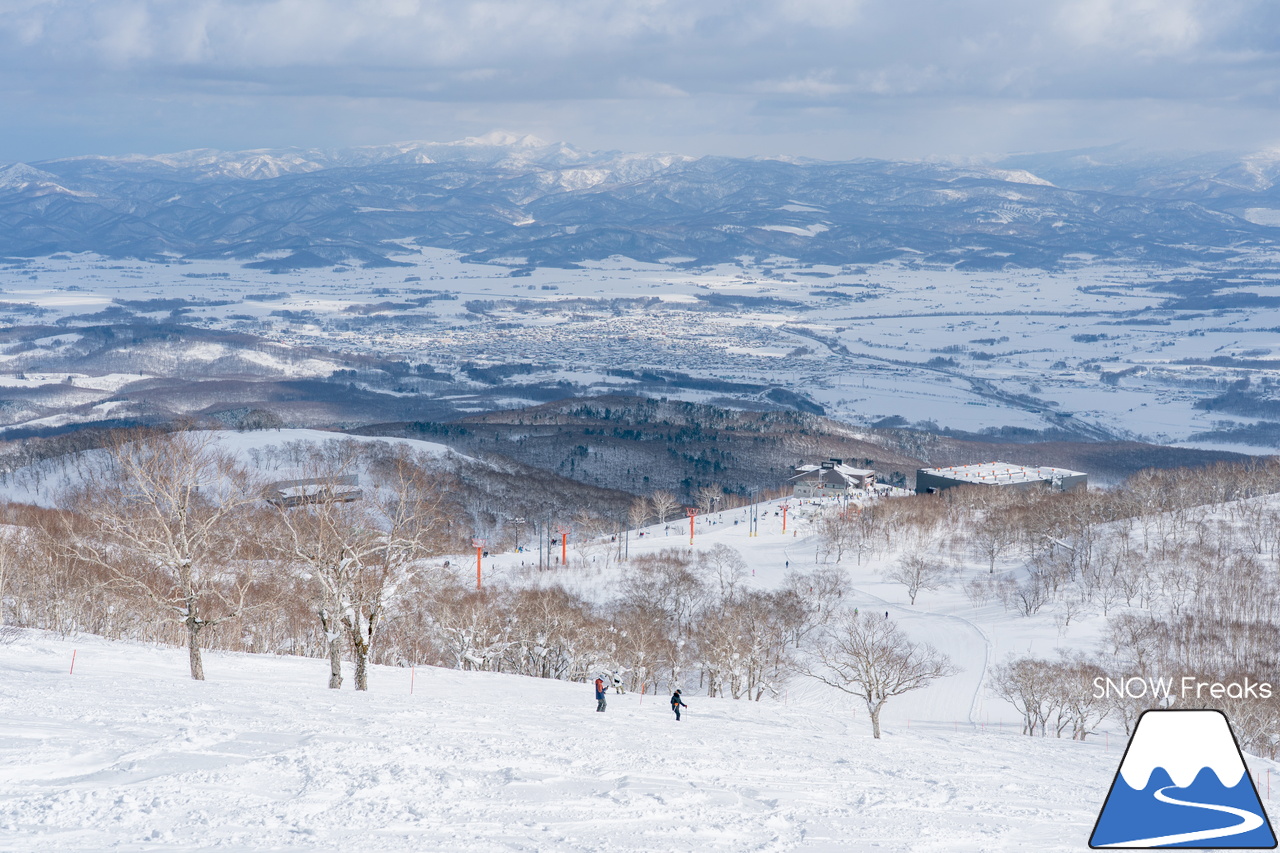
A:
[
  {"left": 686, "top": 507, "right": 699, "bottom": 545},
  {"left": 781, "top": 503, "right": 789, "bottom": 533},
  {"left": 557, "top": 525, "right": 570, "bottom": 566},
  {"left": 472, "top": 538, "right": 487, "bottom": 589}
]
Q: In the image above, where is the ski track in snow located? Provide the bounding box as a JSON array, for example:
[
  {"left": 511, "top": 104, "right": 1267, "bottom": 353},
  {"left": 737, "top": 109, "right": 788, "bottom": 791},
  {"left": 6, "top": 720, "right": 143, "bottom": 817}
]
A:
[
  {"left": 820, "top": 573, "right": 991, "bottom": 727},
  {"left": 0, "top": 631, "right": 1118, "bottom": 852}
]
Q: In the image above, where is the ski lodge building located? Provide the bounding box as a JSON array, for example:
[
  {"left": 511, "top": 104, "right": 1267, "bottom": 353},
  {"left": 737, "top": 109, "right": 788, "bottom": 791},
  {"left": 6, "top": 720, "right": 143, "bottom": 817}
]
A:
[
  {"left": 790, "top": 459, "right": 876, "bottom": 498},
  {"left": 914, "top": 462, "right": 1087, "bottom": 494},
  {"left": 264, "top": 475, "right": 363, "bottom": 507}
]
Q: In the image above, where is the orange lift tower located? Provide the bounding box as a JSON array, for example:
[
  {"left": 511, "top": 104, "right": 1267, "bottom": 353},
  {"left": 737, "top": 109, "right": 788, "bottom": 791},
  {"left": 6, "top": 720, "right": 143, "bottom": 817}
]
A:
[
  {"left": 472, "top": 538, "right": 487, "bottom": 590},
  {"left": 686, "top": 506, "right": 699, "bottom": 545},
  {"left": 557, "top": 525, "right": 570, "bottom": 566},
  {"left": 781, "top": 503, "right": 789, "bottom": 533}
]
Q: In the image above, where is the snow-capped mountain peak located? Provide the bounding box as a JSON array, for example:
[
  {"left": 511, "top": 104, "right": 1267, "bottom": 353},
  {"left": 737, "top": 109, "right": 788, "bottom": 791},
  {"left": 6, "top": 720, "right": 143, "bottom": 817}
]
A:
[
  {"left": 459, "top": 131, "right": 552, "bottom": 148},
  {"left": 0, "top": 163, "right": 67, "bottom": 189}
]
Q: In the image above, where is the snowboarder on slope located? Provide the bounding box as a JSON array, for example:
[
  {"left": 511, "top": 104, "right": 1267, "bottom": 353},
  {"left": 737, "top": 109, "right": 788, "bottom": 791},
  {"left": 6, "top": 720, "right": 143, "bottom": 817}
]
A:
[
  {"left": 612, "top": 671, "right": 625, "bottom": 694},
  {"left": 595, "top": 677, "right": 607, "bottom": 712},
  {"left": 671, "top": 689, "right": 687, "bottom": 721}
]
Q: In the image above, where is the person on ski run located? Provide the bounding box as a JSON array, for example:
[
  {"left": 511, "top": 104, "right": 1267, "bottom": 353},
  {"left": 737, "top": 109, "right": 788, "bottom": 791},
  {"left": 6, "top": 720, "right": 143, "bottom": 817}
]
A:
[
  {"left": 671, "top": 689, "right": 687, "bottom": 720},
  {"left": 595, "top": 677, "right": 607, "bottom": 712},
  {"left": 611, "top": 671, "right": 625, "bottom": 694}
]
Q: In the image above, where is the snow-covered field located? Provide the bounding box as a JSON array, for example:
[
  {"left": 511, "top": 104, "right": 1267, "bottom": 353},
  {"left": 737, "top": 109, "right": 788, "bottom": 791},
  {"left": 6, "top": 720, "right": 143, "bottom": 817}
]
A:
[
  {"left": 1, "top": 629, "right": 1127, "bottom": 853},
  {"left": 5, "top": 249, "right": 1280, "bottom": 448}
]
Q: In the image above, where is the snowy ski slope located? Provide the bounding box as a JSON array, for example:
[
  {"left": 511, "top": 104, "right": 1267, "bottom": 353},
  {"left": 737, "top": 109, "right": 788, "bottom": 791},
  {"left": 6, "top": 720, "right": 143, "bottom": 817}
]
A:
[
  {"left": 1, "top": 629, "right": 1127, "bottom": 853},
  {"left": 5, "top": 435, "right": 1280, "bottom": 850}
]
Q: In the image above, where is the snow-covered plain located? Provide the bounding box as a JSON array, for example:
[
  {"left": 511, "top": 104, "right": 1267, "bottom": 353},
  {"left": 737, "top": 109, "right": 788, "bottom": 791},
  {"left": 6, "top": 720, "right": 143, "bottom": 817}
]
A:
[{"left": 5, "top": 248, "right": 1280, "bottom": 448}]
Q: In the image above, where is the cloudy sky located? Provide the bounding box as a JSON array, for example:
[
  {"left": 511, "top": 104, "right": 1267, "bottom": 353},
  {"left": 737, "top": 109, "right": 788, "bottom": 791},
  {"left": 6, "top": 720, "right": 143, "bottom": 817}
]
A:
[{"left": 2, "top": 0, "right": 1278, "bottom": 162}]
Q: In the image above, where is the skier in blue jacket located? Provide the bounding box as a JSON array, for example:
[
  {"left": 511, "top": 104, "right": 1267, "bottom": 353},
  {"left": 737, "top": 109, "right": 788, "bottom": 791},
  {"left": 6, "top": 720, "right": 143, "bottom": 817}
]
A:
[
  {"left": 671, "top": 689, "right": 687, "bottom": 720},
  {"left": 595, "top": 677, "right": 607, "bottom": 712}
]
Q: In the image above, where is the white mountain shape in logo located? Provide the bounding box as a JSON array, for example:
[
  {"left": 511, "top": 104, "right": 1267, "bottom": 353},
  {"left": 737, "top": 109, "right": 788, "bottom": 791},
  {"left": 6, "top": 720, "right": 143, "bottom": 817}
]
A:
[
  {"left": 1091, "top": 709, "right": 1275, "bottom": 849},
  {"left": 1118, "top": 710, "right": 1246, "bottom": 790}
]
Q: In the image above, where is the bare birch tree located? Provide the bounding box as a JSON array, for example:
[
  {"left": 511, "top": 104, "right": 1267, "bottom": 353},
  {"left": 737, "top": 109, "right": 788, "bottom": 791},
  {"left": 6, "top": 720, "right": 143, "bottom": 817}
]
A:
[
  {"left": 695, "top": 485, "right": 722, "bottom": 515},
  {"left": 337, "top": 445, "right": 449, "bottom": 690},
  {"left": 969, "top": 505, "right": 1022, "bottom": 573},
  {"left": 0, "top": 525, "right": 14, "bottom": 627},
  {"left": 620, "top": 549, "right": 708, "bottom": 634},
  {"left": 612, "top": 602, "right": 672, "bottom": 695},
  {"left": 990, "top": 656, "right": 1055, "bottom": 735},
  {"left": 650, "top": 490, "right": 679, "bottom": 525},
  {"left": 884, "top": 553, "right": 950, "bottom": 605},
  {"left": 265, "top": 452, "right": 366, "bottom": 689},
  {"left": 60, "top": 429, "right": 263, "bottom": 681},
  {"left": 627, "top": 497, "right": 652, "bottom": 530},
  {"left": 700, "top": 543, "right": 747, "bottom": 599},
  {"left": 804, "top": 609, "right": 958, "bottom": 738}
]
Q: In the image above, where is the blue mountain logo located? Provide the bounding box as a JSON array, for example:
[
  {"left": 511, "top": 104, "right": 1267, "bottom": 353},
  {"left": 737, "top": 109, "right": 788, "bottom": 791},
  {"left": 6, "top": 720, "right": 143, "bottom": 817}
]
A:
[{"left": 1091, "top": 709, "right": 1276, "bottom": 848}]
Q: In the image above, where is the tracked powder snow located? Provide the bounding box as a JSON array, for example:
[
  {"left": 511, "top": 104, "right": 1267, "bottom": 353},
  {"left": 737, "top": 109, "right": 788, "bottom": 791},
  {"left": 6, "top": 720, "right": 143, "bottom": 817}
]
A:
[
  {"left": 4, "top": 629, "right": 1126, "bottom": 852},
  {"left": 3, "top": 454, "right": 1279, "bottom": 850}
]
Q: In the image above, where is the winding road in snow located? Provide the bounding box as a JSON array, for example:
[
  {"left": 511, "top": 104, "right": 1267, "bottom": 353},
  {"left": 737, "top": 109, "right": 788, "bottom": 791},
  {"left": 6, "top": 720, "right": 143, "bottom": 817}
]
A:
[{"left": 786, "top": 542, "right": 993, "bottom": 726}]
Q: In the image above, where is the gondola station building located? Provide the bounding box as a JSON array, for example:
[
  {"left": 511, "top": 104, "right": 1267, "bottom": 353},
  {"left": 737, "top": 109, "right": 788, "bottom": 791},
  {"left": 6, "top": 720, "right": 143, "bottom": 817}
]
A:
[
  {"left": 914, "top": 462, "right": 1087, "bottom": 494},
  {"left": 790, "top": 459, "right": 876, "bottom": 498}
]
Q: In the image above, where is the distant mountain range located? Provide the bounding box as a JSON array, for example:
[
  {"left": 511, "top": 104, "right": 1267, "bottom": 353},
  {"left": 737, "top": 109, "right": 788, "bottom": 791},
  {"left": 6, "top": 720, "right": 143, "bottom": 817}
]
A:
[{"left": 4, "top": 134, "right": 1280, "bottom": 269}]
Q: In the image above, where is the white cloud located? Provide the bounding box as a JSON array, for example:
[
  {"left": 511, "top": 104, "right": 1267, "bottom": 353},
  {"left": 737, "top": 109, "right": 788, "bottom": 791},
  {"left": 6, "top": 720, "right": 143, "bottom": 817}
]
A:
[
  {"left": 618, "top": 78, "right": 690, "bottom": 99},
  {"left": 1054, "top": 0, "right": 1204, "bottom": 56},
  {"left": 0, "top": 0, "right": 1277, "bottom": 160},
  {"left": 754, "top": 71, "right": 851, "bottom": 98}
]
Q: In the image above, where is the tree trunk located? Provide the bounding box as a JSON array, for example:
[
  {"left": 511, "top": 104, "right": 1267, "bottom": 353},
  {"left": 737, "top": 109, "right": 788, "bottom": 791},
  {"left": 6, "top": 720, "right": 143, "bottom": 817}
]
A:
[
  {"left": 186, "top": 618, "right": 205, "bottom": 681},
  {"left": 868, "top": 701, "right": 882, "bottom": 739},
  {"left": 343, "top": 609, "right": 375, "bottom": 691},
  {"left": 320, "top": 609, "right": 343, "bottom": 689},
  {"left": 327, "top": 636, "right": 344, "bottom": 689},
  {"left": 0, "top": 549, "right": 8, "bottom": 627},
  {"left": 354, "top": 645, "right": 369, "bottom": 691}
]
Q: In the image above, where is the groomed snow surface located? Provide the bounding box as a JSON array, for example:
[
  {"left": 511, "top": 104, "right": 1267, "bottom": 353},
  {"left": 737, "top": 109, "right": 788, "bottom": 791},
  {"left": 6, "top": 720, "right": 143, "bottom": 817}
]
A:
[{"left": 3, "top": 629, "right": 1119, "bottom": 852}]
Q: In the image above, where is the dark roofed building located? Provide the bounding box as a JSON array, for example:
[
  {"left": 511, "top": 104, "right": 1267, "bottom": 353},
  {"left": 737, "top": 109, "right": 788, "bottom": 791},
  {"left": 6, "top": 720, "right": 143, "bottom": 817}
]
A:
[
  {"left": 915, "top": 462, "right": 1086, "bottom": 494},
  {"left": 264, "top": 474, "right": 363, "bottom": 507}
]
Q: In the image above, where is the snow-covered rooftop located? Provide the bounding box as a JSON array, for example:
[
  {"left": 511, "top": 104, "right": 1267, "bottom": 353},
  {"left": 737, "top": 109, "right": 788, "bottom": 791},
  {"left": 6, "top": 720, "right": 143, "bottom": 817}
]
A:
[
  {"left": 792, "top": 462, "right": 874, "bottom": 481},
  {"left": 918, "top": 461, "right": 1084, "bottom": 485}
]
